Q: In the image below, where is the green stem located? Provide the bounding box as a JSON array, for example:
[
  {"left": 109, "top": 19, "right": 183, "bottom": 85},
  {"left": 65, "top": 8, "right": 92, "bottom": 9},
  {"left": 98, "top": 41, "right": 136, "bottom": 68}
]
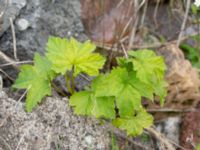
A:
[
  {"left": 65, "top": 73, "right": 73, "bottom": 94},
  {"left": 51, "top": 82, "right": 67, "bottom": 97},
  {"left": 71, "top": 74, "right": 75, "bottom": 94},
  {"left": 69, "top": 66, "right": 75, "bottom": 94},
  {"left": 65, "top": 66, "right": 75, "bottom": 94},
  {"left": 124, "top": 136, "right": 129, "bottom": 149}
]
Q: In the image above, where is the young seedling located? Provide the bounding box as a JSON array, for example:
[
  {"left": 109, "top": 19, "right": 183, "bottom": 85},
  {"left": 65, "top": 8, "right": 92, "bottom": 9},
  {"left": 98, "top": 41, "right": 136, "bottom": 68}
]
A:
[
  {"left": 13, "top": 37, "right": 105, "bottom": 112},
  {"left": 13, "top": 36, "right": 167, "bottom": 136}
]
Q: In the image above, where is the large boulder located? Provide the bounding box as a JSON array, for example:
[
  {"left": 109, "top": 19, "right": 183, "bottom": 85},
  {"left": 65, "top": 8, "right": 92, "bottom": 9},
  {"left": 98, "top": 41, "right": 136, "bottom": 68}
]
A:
[
  {"left": 0, "top": 0, "right": 86, "bottom": 59},
  {"left": 0, "top": 0, "right": 87, "bottom": 86}
]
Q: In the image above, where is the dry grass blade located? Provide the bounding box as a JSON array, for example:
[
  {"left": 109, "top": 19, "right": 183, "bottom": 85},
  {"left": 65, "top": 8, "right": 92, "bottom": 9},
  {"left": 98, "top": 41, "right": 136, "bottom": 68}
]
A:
[
  {"left": 153, "top": 0, "right": 160, "bottom": 28},
  {"left": 14, "top": 88, "right": 29, "bottom": 109},
  {"left": 0, "top": 51, "right": 19, "bottom": 70},
  {"left": 0, "top": 68, "right": 14, "bottom": 81},
  {"left": 0, "top": 75, "right": 2, "bottom": 90},
  {"left": 140, "top": 0, "right": 148, "bottom": 27},
  {"left": 120, "top": 42, "right": 128, "bottom": 58},
  {"left": 128, "top": 0, "right": 140, "bottom": 50}
]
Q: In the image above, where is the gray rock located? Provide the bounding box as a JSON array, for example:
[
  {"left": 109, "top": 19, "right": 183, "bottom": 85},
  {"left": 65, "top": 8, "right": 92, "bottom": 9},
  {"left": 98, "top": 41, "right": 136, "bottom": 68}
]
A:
[
  {"left": 0, "top": 0, "right": 89, "bottom": 89},
  {"left": 0, "top": 91, "right": 110, "bottom": 150},
  {"left": 0, "top": 0, "right": 87, "bottom": 59},
  {"left": 0, "top": 0, "right": 27, "bottom": 36},
  {"left": 0, "top": 0, "right": 90, "bottom": 89}
]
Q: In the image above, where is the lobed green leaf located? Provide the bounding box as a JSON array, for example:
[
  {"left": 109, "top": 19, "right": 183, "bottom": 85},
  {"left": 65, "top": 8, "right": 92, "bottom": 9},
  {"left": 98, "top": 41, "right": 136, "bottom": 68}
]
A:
[
  {"left": 112, "top": 110, "right": 153, "bottom": 136},
  {"left": 46, "top": 36, "right": 106, "bottom": 76},
  {"left": 128, "top": 50, "right": 166, "bottom": 84},
  {"left": 93, "top": 67, "right": 142, "bottom": 117},
  {"left": 13, "top": 53, "right": 54, "bottom": 112},
  {"left": 69, "top": 91, "right": 116, "bottom": 119}
]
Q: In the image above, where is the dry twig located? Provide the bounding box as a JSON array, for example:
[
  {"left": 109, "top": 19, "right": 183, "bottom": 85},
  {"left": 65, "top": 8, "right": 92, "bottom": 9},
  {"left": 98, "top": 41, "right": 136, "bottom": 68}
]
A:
[
  {"left": 80, "top": 74, "right": 91, "bottom": 82},
  {"left": 0, "top": 51, "right": 19, "bottom": 70},
  {"left": 153, "top": 0, "right": 160, "bottom": 28},
  {"left": 119, "top": 0, "right": 134, "bottom": 41},
  {"left": 147, "top": 127, "right": 187, "bottom": 150},
  {"left": 0, "top": 68, "right": 14, "bottom": 81},
  {"left": 138, "top": 0, "right": 146, "bottom": 10},
  {"left": 15, "top": 88, "right": 29, "bottom": 109},
  {"left": 95, "top": 32, "right": 200, "bottom": 53},
  {"left": 128, "top": 0, "right": 139, "bottom": 50},
  {"left": 140, "top": 0, "right": 148, "bottom": 27},
  {"left": 0, "top": 60, "right": 33, "bottom": 67},
  {"left": 146, "top": 127, "right": 175, "bottom": 150},
  {"left": 9, "top": 17, "right": 18, "bottom": 60},
  {"left": 120, "top": 42, "right": 128, "bottom": 58},
  {"left": 0, "top": 75, "right": 2, "bottom": 90},
  {"left": 147, "top": 108, "right": 195, "bottom": 113},
  {"left": 176, "top": 0, "right": 191, "bottom": 46}
]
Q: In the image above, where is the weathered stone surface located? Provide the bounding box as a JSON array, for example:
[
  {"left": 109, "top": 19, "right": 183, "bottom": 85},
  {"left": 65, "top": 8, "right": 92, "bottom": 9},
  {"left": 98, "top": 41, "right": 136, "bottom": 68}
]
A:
[
  {"left": 0, "top": 91, "right": 110, "bottom": 150},
  {"left": 0, "top": 0, "right": 88, "bottom": 88},
  {"left": 0, "top": 0, "right": 87, "bottom": 59}
]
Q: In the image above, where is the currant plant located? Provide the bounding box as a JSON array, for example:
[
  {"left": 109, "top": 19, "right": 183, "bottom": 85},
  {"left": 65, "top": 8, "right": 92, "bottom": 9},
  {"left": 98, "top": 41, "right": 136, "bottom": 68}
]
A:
[
  {"left": 70, "top": 49, "right": 167, "bottom": 136},
  {"left": 13, "top": 37, "right": 105, "bottom": 112},
  {"left": 12, "top": 53, "right": 56, "bottom": 111},
  {"left": 13, "top": 36, "right": 167, "bottom": 136}
]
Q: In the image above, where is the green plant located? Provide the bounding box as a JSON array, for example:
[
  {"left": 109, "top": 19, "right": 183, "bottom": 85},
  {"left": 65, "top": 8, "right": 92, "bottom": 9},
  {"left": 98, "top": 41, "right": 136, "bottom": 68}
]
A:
[
  {"left": 180, "top": 43, "right": 200, "bottom": 68},
  {"left": 180, "top": 34, "right": 200, "bottom": 69},
  {"left": 111, "top": 133, "right": 119, "bottom": 150},
  {"left": 12, "top": 53, "right": 56, "bottom": 111},
  {"left": 13, "top": 37, "right": 105, "bottom": 112},
  {"left": 196, "top": 142, "right": 200, "bottom": 150},
  {"left": 13, "top": 36, "right": 167, "bottom": 136}
]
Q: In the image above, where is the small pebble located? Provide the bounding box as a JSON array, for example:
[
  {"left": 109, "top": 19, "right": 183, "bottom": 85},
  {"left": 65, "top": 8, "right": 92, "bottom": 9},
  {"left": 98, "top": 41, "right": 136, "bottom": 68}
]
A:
[
  {"left": 16, "top": 18, "right": 30, "bottom": 31},
  {"left": 74, "top": 33, "right": 79, "bottom": 38},
  {"left": 67, "top": 31, "right": 72, "bottom": 36},
  {"left": 84, "top": 135, "right": 93, "bottom": 145}
]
